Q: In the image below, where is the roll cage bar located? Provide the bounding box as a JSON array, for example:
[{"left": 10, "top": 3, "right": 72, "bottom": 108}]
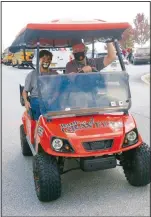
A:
[{"left": 35, "top": 38, "right": 126, "bottom": 74}]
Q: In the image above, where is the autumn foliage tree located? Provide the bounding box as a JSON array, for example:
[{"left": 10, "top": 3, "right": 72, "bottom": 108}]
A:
[
  {"left": 120, "top": 27, "right": 134, "bottom": 49},
  {"left": 133, "top": 13, "right": 150, "bottom": 47}
]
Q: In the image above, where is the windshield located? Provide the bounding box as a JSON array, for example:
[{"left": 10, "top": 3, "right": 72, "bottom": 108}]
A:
[{"left": 37, "top": 72, "right": 131, "bottom": 117}]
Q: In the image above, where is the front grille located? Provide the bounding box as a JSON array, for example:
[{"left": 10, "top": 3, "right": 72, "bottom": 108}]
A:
[{"left": 83, "top": 139, "right": 113, "bottom": 151}]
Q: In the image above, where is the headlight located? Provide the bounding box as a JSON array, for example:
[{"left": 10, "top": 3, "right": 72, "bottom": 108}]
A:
[
  {"left": 52, "top": 139, "right": 63, "bottom": 151},
  {"left": 127, "top": 131, "right": 137, "bottom": 142},
  {"left": 122, "top": 129, "right": 138, "bottom": 148},
  {"left": 51, "top": 137, "right": 74, "bottom": 153}
]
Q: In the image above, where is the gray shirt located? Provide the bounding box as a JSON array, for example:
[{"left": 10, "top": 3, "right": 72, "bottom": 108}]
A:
[
  {"left": 65, "top": 57, "right": 105, "bottom": 74},
  {"left": 24, "top": 69, "right": 58, "bottom": 98}
]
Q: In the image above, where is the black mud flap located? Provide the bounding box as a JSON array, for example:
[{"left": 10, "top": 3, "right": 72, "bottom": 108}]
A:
[
  {"left": 19, "top": 84, "right": 34, "bottom": 120},
  {"left": 80, "top": 155, "right": 117, "bottom": 172}
]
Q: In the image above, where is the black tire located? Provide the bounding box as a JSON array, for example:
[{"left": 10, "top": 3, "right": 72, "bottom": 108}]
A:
[
  {"left": 17, "top": 61, "right": 22, "bottom": 69},
  {"left": 122, "top": 143, "right": 150, "bottom": 186},
  {"left": 20, "top": 124, "right": 32, "bottom": 156},
  {"left": 12, "top": 62, "right": 17, "bottom": 67},
  {"left": 33, "top": 153, "right": 61, "bottom": 202}
]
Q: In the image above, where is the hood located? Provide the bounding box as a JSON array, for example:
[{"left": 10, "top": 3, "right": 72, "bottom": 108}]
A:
[{"left": 45, "top": 114, "right": 127, "bottom": 141}]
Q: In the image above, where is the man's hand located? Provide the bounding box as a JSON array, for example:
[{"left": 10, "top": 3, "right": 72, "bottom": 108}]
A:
[
  {"left": 25, "top": 100, "right": 31, "bottom": 111},
  {"left": 81, "top": 66, "right": 92, "bottom": 73}
]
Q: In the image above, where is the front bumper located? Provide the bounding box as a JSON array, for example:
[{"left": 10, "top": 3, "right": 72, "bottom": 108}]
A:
[
  {"left": 80, "top": 155, "right": 117, "bottom": 171},
  {"left": 46, "top": 140, "right": 143, "bottom": 157},
  {"left": 134, "top": 58, "right": 150, "bottom": 63}
]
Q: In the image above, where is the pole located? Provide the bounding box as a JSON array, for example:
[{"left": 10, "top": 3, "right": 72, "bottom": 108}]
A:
[
  {"left": 36, "top": 42, "right": 40, "bottom": 75},
  {"left": 114, "top": 39, "right": 126, "bottom": 71},
  {"left": 92, "top": 39, "right": 94, "bottom": 58}
]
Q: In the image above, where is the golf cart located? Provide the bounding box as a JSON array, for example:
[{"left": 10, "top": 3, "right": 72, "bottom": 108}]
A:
[{"left": 9, "top": 20, "right": 150, "bottom": 202}]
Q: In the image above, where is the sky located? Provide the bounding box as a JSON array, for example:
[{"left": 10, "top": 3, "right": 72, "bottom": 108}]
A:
[{"left": 2, "top": 1, "right": 150, "bottom": 52}]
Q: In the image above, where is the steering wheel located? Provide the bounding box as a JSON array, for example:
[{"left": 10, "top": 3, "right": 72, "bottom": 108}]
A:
[
  {"left": 78, "top": 66, "right": 98, "bottom": 73},
  {"left": 92, "top": 67, "right": 98, "bottom": 72},
  {"left": 74, "top": 72, "right": 101, "bottom": 92}
]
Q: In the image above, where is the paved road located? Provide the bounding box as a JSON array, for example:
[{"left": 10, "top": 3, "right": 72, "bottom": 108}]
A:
[{"left": 2, "top": 64, "right": 150, "bottom": 216}]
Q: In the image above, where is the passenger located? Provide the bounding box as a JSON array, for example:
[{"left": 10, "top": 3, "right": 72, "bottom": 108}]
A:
[
  {"left": 65, "top": 41, "right": 116, "bottom": 74},
  {"left": 22, "top": 50, "right": 59, "bottom": 121}
]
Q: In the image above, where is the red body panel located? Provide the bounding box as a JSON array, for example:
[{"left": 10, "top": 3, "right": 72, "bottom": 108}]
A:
[
  {"left": 22, "top": 111, "right": 36, "bottom": 145},
  {"left": 22, "top": 111, "right": 143, "bottom": 157},
  {"left": 27, "top": 22, "right": 130, "bottom": 31},
  {"left": 17, "top": 21, "right": 130, "bottom": 36}
]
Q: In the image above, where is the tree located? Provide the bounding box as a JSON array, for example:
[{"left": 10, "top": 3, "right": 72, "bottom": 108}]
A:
[
  {"left": 85, "top": 45, "right": 89, "bottom": 52},
  {"left": 120, "top": 27, "right": 134, "bottom": 49},
  {"left": 133, "top": 13, "right": 150, "bottom": 47}
]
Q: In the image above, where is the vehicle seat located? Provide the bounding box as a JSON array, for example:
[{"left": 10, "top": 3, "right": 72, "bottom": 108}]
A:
[{"left": 19, "top": 84, "right": 34, "bottom": 120}]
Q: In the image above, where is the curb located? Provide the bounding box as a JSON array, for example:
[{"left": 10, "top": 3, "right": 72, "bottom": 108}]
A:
[{"left": 141, "top": 73, "right": 150, "bottom": 85}]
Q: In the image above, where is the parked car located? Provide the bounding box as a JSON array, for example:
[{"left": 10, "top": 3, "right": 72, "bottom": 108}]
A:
[
  {"left": 97, "top": 52, "right": 128, "bottom": 72},
  {"left": 130, "top": 47, "right": 150, "bottom": 65}
]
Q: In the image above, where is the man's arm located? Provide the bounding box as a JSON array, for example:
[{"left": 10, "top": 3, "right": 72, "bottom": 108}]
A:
[
  {"left": 94, "top": 43, "right": 116, "bottom": 71},
  {"left": 103, "top": 43, "right": 116, "bottom": 67}
]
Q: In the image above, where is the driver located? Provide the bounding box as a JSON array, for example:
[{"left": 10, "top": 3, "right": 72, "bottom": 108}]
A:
[
  {"left": 22, "top": 50, "right": 59, "bottom": 121},
  {"left": 65, "top": 41, "right": 116, "bottom": 73}
]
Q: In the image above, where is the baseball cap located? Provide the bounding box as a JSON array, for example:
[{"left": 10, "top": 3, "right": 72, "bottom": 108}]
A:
[{"left": 72, "top": 43, "right": 85, "bottom": 53}]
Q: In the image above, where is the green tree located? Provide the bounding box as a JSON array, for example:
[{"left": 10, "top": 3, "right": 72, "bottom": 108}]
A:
[
  {"left": 85, "top": 45, "right": 89, "bottom": 52},
  {"left": 133, "top": 13, "right": 150, "bottom": 47}
]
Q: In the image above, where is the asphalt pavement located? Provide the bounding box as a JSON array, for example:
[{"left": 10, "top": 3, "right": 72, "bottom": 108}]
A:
[{"left": 2, "top": 63, "right": 150, "bottom": 216}]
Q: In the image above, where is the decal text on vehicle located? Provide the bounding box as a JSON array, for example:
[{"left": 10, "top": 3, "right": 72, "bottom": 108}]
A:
[{"left": 60, "top": 118, "right": 123, "bottom": 133}]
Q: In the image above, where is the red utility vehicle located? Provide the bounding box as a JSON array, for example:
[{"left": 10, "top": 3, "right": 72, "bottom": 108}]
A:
[{"left": 9, "top": 20, "right": 150, "bottom": 202}]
